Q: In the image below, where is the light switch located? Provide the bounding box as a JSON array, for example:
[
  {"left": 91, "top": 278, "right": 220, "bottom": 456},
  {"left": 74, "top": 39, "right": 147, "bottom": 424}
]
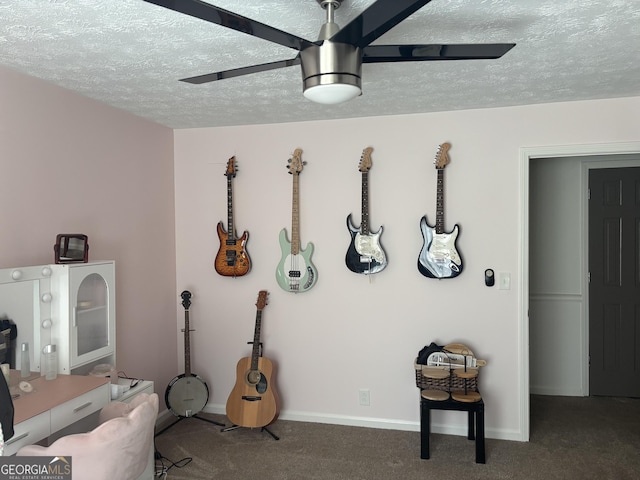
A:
[{"left": 498, "top": 272, "right": 511, "bottom": 290}]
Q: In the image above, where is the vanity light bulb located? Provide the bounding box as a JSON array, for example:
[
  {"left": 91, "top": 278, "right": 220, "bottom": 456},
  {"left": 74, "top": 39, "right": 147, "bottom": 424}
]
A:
[
  {"left": 11, "top": 270, "right": 22, "bottom": 280},
  {"left": 42, "top": 319, "right": 52, "bottom": 329},
  {"left": 41, "top": 293, "right": 52, "bottom": 303},
  {"left": 41, "top": 267, "right": 52, "bottom": 277}
]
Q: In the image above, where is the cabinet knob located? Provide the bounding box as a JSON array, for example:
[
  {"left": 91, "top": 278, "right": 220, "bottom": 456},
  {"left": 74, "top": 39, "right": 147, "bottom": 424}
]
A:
[
  {"left": 41, "top": 267, "right": 52, "bottom": 277},
  {"left": 11, "top": 270, "right": 22, "bottom": 280},
  {"left": 42, "top": 319, "right": 53, "bottom": 329},
  {"left": 42, "top": 293, "right": 52, "bottom": 303}
]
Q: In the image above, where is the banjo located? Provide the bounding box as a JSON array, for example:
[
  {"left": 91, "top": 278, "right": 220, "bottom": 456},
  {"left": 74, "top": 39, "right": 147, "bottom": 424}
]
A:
[{"left": 165, "top": 290, "right": 209, "bottom": 417}]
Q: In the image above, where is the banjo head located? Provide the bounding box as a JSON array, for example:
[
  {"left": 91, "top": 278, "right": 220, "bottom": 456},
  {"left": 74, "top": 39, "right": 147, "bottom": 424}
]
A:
[{"left": 165, "top": 373, "right": 209, "bottom": 417}]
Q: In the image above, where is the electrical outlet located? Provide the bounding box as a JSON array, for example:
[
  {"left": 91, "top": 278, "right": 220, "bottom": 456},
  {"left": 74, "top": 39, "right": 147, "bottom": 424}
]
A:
[{"left": 359, "top": 389, "right": 370, "bottom": 406}]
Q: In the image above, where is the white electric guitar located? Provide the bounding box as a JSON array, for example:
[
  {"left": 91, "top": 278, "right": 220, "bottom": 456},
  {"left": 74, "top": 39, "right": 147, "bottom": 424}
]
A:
[{"left": 417, "top": 143, "right": 463, "bottom": 279}]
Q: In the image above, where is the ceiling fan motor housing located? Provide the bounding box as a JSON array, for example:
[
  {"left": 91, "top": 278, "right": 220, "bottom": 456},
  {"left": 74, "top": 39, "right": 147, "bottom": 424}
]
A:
[{"left": 300, "top": 41, "right": 362, "bottom": 95}]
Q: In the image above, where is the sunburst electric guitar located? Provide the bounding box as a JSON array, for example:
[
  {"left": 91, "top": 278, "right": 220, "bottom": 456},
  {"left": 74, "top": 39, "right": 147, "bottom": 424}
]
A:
[
  {"left": 215, "top": 156, "right": 251, "bottom": 277},
  {"left": 345, "top": 147, "right": 387, "bottom": 275},
  {"left": 226, "top": 290, "right": 279, "bottom": 428},
  {"left": 276, "top": 149, "right": 318, "bottom": 292},
  {"left": 417, "top": 143, "right": 463, "bottom": 279}
]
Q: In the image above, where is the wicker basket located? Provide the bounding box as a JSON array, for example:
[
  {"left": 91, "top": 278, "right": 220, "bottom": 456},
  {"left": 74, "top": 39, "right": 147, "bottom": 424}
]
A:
[
  {"left": 414, "top": 362, "right": 479, "bottom": 392},
  {"left": 414, "top": 343, "right": 483, "bottom": 394}
]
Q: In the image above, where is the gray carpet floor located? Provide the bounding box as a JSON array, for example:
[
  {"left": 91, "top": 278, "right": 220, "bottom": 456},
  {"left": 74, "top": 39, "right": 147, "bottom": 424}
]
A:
[{"left": 153, "top": 395, "right": 640, "bottom": 479}]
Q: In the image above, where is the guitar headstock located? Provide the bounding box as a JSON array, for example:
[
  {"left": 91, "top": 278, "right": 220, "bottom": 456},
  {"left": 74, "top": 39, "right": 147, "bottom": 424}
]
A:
[
  {"left": 256, "top": 290, "right": 269, "bottom": 310},
  {"left": 180, "top": 290, "right": 192, "bottom": 310},
  {"left": 225, "top": 156, "right": 237, "bottom": 178},
  {"left": 287, "top": 148, "right": 304, "bottom": 175},
  {"left": 358, "top": 147, "right": 373, "bottom": 173},
  {"left": 434, "top": 143, "right": 451, "bottom": 170}
]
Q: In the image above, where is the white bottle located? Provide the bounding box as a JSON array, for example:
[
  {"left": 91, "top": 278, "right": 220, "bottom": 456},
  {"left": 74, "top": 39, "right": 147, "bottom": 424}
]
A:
[
  {"left": 20, "top": 342, "right": 30, "bottom": 378},
  {"left": 42, "top": 344, "right": 58, "bottom": 381}
]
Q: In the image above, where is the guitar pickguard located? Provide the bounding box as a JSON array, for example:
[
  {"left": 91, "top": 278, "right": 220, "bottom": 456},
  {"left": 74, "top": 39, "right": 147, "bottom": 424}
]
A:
[
  {"left": 276, "top": 228, "right": 318, "bottom": 292},
  {"left": 345, "top": 215, "right": 387, "bottom": 274},
  {"left": 355, "top": 233, "right": 385, "bottom": 262},
  {"left": 418, "top": 216, "right": 463, "bottom": 279},
  {"left": 246, "top": 369, "right": 268, "bottom": 394}
]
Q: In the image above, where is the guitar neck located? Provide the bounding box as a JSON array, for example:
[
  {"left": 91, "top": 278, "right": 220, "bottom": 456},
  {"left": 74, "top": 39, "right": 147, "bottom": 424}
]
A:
[
  {"left": 361, "top": 170, "right": 370, "bottom": 235},
  {"left": 435, "top": 169, "right": 445, "bottom": 234},
  {"left": 291, "top": 173, "right": 300, "bottom": 255},
  {"left": 250, "top": 310, "right": 263, "bottom": 370},
  {"left": 226, "top": 175, "right": 234, "bottom": 240},
  {"left": 184, "top": 309, "right": 191, "bottom": 376}
]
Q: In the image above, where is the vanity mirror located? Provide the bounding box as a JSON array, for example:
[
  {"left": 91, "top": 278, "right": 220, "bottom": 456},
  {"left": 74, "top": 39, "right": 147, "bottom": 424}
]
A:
[{"left": 0, "top": 265, "right": 53, "bottom": 373}]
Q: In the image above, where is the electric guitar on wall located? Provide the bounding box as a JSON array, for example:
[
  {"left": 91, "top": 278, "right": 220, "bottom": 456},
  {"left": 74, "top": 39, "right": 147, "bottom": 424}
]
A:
[
  {"left": 225, "top": 290, "right": 279, "bottom": 428},
  {"left": 215, "top": 156, "right": 251, "bottom": 277},
  {"left": 165, "top": 291, "right": 210, "bottom": 418},
  {"left": 275, "top": 149, "right": 318, "bottom": 293},
  {"left": 417, "top": 143, "right": 463, "bottom": 279},
  {"left": 345, "top": 147, "right": 387, "bottom": 275}
]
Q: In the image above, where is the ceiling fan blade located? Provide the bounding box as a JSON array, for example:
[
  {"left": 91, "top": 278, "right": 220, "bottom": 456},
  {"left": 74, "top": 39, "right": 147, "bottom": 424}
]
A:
[
  {"left": 330, "top": 0, "right": 433, "bottom": 48},
  {"left": 362, "top": 43, "right": 516, "bottom": 62},
  {"left": 180, "top": 57, "right": 301, "bottom": 84},
  {"left": 143, "top": 0, "right": 314, "bottom": 51}
]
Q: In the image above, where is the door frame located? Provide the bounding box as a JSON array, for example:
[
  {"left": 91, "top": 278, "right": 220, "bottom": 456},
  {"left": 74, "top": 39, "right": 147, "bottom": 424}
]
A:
[{"left": 519, "top": 141, "right": 640, "bottom": 442}]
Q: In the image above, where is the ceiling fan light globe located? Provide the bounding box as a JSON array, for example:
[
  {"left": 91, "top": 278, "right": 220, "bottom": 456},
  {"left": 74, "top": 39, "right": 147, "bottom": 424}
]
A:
[{"left": 304, "top": 83, "right": 361, "bottom": 104}]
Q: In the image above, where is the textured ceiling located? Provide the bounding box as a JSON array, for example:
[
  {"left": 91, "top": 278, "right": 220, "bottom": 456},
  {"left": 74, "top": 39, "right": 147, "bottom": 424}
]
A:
[{"left": 1, "top": 1, "right": 639, "bottom": 129}]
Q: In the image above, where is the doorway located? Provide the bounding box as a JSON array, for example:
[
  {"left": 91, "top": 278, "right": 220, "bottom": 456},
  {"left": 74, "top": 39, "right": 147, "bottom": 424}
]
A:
[{"left": 519, "top": 142, "right": 640, "bottom": 441}]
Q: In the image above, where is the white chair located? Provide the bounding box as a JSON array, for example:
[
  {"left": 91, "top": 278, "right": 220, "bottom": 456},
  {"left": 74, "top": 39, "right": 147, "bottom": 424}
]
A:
[{"left": 17, "top": 393, "right": 158, "bottom": 480}]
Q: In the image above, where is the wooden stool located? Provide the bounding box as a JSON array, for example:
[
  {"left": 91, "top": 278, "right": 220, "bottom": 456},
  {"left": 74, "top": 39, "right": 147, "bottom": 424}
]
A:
[{"left": 420, "top": 394, "right": 485, "bottom": 464}]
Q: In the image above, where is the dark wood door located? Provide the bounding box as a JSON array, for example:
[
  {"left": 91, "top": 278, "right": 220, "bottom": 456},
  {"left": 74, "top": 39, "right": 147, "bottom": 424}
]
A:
[{"left": 589, "top": 167, "right": 640, "bottom": 397}]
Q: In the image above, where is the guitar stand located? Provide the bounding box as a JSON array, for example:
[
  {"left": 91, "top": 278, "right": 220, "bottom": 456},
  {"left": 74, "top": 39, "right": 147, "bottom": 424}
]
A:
[
  {"left": 155, "top": 414, "right": 225, "bottom": 437},
  {"left": 221, "top": 424, "right": 280, "bottom": 441}
]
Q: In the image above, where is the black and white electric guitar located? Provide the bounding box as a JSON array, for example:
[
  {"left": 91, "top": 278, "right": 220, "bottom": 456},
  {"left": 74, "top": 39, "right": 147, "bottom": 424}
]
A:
[
  {"left": 345, "top": 147, "right": 387, "bottom": 275},
  {"left": 417, "top": 143, "right": 463, "bottom": 279}
]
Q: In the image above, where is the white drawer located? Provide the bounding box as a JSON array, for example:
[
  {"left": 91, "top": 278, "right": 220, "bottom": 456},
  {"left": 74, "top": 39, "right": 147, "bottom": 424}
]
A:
[
  {"left": 119, "top": 380, "right": 154, "bottom": 404},
  {"left": 50, "top": 383, "right": 109, "bottom": 432},
  {"left": 4, "top": 411, "right": 50, "bottom": 456}
]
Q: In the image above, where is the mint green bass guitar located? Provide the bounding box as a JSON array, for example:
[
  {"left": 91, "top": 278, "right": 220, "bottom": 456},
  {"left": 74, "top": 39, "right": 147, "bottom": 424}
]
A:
[{"left": 275, "top": 149, "right": 318, "bottom": 293}]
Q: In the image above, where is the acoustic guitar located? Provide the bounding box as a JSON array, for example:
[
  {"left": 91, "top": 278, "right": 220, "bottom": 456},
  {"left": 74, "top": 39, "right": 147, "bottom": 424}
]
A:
[
  {"left": 345, "top": 147, "right": 387, "bottom": 275},
  {"left": 275, "top": 148, "right": 318, "bottom": 292},
  {"left": 215, "top": 156, "right": 251, "bottom": 277},
  {"left": 417, "top": 143, "right": 463, "bottom": 279},
  {"left": 165, "top": 290, "right": 209, "bottom": 417},
  {"left": 225, "top": 290, "right": 279, "bottom": 428}
]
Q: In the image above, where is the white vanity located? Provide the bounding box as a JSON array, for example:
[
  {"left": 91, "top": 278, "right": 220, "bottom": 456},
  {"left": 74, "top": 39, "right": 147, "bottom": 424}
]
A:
[{"left": 1, "top": 261, "right": 154, "bottom": 477}]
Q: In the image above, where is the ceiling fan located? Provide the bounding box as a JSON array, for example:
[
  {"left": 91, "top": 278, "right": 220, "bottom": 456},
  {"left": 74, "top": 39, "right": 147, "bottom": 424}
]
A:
[{"left": 143, "top": 0, "right": 515, "bottom": 104}]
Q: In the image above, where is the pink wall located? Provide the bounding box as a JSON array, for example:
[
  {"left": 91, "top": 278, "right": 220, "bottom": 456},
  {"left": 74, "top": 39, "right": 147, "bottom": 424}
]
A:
[
  {"left": 173, "top": 96, "right": 640, "bottom": 440},
  {"left": 0, "top": 65, "right": 177, "bottom": 394},
  {"left": 3, "top": 60, "right": 639, "bottom": 439}
]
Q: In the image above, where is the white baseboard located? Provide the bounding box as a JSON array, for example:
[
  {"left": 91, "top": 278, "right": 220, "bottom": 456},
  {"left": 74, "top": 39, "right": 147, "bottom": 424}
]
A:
[{"left": 198, "top": 403, "right": 524, "bottom": 442}]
